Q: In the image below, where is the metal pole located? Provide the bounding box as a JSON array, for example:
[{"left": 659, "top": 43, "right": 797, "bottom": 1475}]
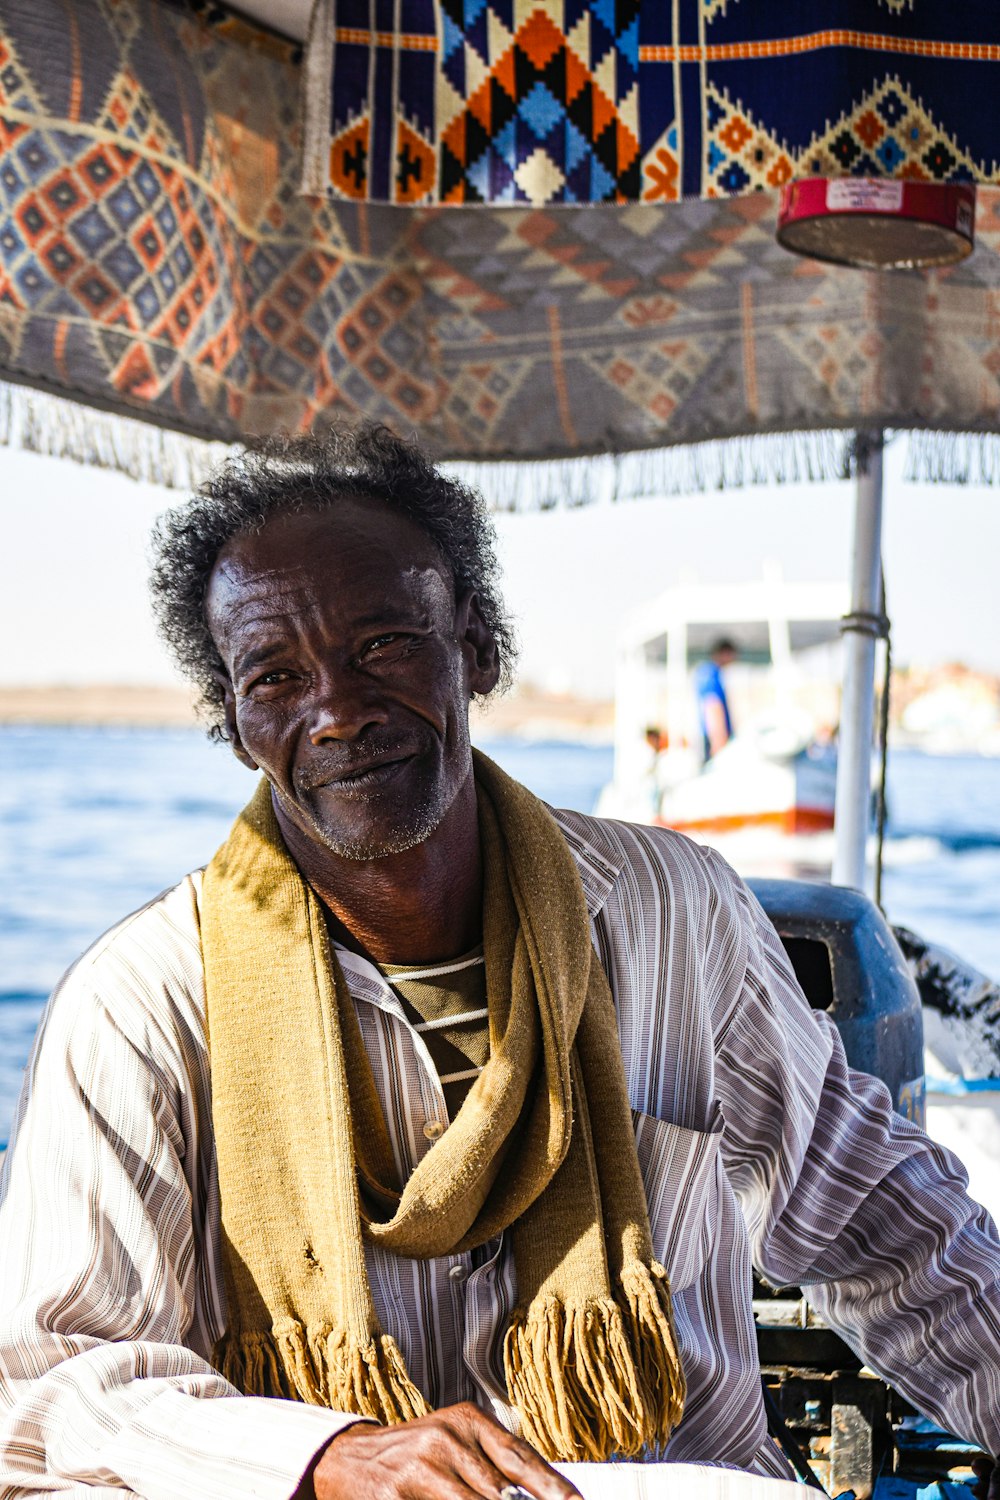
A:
[{"left": 831, "top": 432, "right": 885, "bottom": 891}]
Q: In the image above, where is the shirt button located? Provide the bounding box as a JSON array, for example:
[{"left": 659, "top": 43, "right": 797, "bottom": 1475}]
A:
[
  {"left": 423, "top": 1120, "right": 445, "bottom": 1141},
  {"left": 448, "top": 1263, "right": 466, "bottom": 1281}
]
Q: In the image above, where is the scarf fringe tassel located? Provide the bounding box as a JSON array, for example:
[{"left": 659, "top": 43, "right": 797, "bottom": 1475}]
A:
[
  {"left": 215, "top": 1270, "right": 683, "bottom": 1461},
  {"left": 215, "top": 1324, "right": 431, "bottom": 1423},
  {"left": 502, "top": 1266, "right": 685, "bottom": 1463}
]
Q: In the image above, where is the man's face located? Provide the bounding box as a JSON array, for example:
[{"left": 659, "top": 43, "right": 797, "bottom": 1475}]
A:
[{"left": 205, "top": 500, "right": 499, "bottom": 860}]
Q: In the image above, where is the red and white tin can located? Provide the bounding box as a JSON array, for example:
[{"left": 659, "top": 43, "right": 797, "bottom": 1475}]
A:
[{"left": 777, "top": 177, "right": 975, "bottom": 269}]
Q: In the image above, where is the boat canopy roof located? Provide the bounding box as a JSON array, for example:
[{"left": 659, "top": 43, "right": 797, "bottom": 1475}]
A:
[
  {"left": 0, "top": 1, "right": 998, "bottom": 499},
  {"left": 621, "top": 578, "right": 849, "bottom": 667}
]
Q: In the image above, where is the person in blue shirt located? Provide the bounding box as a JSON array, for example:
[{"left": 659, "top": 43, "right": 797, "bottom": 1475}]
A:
[{"left": 694, "top": 638, "right": 737, "bottom": 762}]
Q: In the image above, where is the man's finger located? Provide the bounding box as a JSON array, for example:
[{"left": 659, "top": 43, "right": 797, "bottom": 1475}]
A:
[
  {"left": 447, "top": 1435, "right": 523, "bottom": 1500},
  {"left": 473, "top": 1422, "right": 582, "bottom": 1500},
  {"left": 442, "top": 1477, "right": 510, "bottom": 1500}
]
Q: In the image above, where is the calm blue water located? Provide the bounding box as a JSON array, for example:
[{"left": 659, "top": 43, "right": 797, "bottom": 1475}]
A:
[{"left": 2, "top": 727, "right": 1000, "bottom": 1146}]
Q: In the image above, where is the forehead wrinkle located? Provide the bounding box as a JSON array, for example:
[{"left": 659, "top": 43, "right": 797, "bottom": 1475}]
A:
[
  {"left": 227, "top": 564, "right": 445, "bottom": 626},
  {"left": 208, "top": 522, "right": 459, "bottom": 660},
  {"left": 224, "top": 582, "right": 317, "bottom": 627},
  {"left": 209, "top": 551, "right": 324, "bottom": 625},
  {"left": 213, "top": 552, "right": 317, "bottom": 602},
  {"left": 216, "top": 569, "right": 450, "bottom": 666}
]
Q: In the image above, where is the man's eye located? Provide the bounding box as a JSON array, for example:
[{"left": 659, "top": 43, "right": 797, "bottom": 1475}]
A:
[
  {"left": 362, "top": 634, "right": 404, "bottom": 657},
  {"left": 247, "top": 669, "right": 292, "bottom": 692}
]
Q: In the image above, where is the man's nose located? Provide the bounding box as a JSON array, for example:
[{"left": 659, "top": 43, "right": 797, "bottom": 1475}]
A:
[{"left": 307, "top": 668, "right": 390, "bottom": 745}]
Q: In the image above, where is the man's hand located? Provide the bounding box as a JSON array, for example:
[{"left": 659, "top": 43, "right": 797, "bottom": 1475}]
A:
[{"left": 306, "top": 1402, "right": 582, "bottom": 1500}]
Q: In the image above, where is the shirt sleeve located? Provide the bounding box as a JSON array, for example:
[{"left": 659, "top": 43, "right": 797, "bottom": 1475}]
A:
[
  {"left": 703, "top": 848, "right": 1000, "bottom": 1458},
  {"left": 0, "top": 923, "right": 360, "bottom": 1500}
]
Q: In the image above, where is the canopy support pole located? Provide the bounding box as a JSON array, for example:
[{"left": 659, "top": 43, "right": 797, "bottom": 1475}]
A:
[{"left": 832, "top": 432, "right": 885, "bottom": 892}]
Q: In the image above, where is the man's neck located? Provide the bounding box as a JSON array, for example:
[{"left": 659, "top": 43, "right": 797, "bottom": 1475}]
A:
[{"left": 273, "top": 777, "right": 484, "bottom": 966}]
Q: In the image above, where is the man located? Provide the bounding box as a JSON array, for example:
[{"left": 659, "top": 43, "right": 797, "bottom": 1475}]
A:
[
  {"left": 1, "top": 426, "right": 999, "bottom": 1500},
  {"left": 694, "top": 639, "right": 737, "bottom": 761}
]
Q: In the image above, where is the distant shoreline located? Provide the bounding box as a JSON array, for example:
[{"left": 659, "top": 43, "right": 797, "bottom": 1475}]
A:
[
  {"left": 0, "top": 683, "right": 616, "bottom": 740},
  {"left": 5, "top": 674, "right": 998, "bottom": 753},
  {"left": 0, "top": 684, "right": 200, "bottom": 727}
]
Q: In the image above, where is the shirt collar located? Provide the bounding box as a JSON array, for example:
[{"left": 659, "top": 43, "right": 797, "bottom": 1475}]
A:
[
  {"left": 550, "top": 807, "right": 623, "bottom": 920},
  {"left": 333, "top": 944, "right": 407, "bottom": 1019}
]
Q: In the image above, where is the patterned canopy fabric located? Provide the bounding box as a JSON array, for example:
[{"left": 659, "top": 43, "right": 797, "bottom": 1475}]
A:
[
  {"left": 302, "top": 0, "right": 1000, "bottom": 206},
  {"left": 0, "top": 0, "right": 999, "bottom": 489}
]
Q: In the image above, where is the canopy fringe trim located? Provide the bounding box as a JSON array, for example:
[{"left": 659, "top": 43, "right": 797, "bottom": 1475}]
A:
[
  {"left": 446, "top": 431, "right": 856, "bottom": 511},
  {"left": 3, "top": 384, "right": 998, "bottom": 505},
  {"left": 0, "top": 381, "right": 230, "bottom": 491},
  {"left": 905, "top": 429, "right": 1000, "bottom": 487}
]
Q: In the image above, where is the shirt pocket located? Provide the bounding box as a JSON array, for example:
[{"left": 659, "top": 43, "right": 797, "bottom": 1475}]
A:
[{"left": 632, "top": 1107, "right": 724, "bottom": 1293}]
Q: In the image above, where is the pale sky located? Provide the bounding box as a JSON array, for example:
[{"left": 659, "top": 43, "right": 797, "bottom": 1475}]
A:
[{"left": 0, "top": 437, "right": 996, "bottom": 698}]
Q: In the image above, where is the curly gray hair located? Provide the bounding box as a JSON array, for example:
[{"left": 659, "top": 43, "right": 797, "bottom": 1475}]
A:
[{"left": 149, "top": 424, "right": 517, "bottom": 739}]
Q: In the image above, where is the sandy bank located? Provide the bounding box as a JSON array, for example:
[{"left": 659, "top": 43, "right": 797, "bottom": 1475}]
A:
[
  {"left": 0, "top": 682, "right": 615, "bottom": 740},
  {"left": 0, "top": 684, "right": 199, "bottom": 727}
]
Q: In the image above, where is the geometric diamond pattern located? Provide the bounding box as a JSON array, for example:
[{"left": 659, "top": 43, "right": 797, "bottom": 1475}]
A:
[
  {"left": 704, "top": 78, "right": 984, "bottom": 201},
  {"left": 308, "top": 2, "right": 1000, "bottom": 206},
  {"left": 437, "top": 0, "right": 641, "bottom": 205}
]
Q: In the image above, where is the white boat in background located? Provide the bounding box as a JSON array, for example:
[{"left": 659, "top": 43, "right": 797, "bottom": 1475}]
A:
[
  {"left": 654, "top": 730, "right": 838, "bottom": 838},
  {"left": 596, "top": 568, "right": 849, "bottom": 873}
]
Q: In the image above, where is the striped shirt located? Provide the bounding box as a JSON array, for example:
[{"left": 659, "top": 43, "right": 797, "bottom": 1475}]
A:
[
  {"left": 2, "top": 810, "right": 1000, "bottom": 1500},
  {"left": 380, "top": 948, "right": 488, "bottom": 1118}
]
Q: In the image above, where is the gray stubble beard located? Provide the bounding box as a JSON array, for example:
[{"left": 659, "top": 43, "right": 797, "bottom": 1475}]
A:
[{"left": 313, "top": 789, "right": 449, "bottom": 860}]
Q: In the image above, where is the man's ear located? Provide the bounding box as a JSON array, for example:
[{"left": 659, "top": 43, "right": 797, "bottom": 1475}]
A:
[
  {"left": 457, "top": 590, "right": 501, "bottom": 697},
  {"left": 214, "top": 672, "right": 259, "bottom": 771}
]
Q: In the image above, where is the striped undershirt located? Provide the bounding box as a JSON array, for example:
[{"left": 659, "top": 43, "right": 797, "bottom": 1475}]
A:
[{"left": 380, "top": 948, "right": 487, "bottom": 1119}]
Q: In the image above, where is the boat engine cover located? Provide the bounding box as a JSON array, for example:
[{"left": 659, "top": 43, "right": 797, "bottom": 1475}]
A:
[{"left": 748, "top": 879, "right": 925, "bottom": 1126}]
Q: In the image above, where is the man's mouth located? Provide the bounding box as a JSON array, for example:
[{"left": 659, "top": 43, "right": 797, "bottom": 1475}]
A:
[{"left": 302, "top": 753, "right": 414, "bottom": 794}]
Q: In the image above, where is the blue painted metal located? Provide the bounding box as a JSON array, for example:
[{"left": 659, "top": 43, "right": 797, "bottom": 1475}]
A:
[{"left": 748, "top": 879, "right": 925, "bottom": 1126}]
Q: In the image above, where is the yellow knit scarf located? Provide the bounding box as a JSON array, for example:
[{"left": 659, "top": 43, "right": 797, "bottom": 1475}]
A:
[{"left": 201, "top": 751, "right": 685, "bottom": 1461}]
